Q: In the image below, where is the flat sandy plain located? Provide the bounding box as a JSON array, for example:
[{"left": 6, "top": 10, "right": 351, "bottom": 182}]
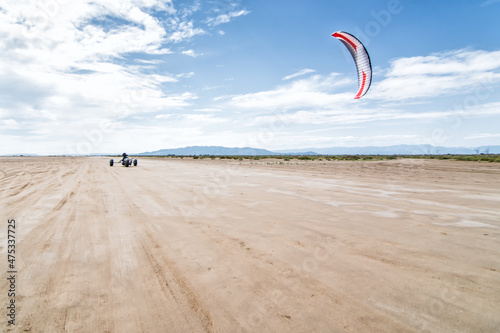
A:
[{"left": 1, "top": 156, "right": 499, "bottom": 332}]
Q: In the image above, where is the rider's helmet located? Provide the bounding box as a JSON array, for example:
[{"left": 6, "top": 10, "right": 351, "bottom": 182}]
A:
[{"left": 122, "top": 152, "right": 127, "bottom": 157}]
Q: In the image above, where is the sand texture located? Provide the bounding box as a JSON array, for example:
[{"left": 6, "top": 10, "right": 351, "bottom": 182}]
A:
[{"left": 1, "top": 157, "right": 499, "bottom": 332}]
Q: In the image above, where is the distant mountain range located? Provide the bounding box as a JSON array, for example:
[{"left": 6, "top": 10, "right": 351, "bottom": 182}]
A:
[
  {"left": 139, "top": 146, "right": 278, "bottom": 156},
  {"left": 138, "top": 145, "right": 500, "bottom": 156}
]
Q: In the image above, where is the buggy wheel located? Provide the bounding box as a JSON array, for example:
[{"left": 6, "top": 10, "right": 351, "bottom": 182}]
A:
[
  {"left": 133, "top": 159, "right": 137, "bottom": 166},
  {"left": 125, "top": 160, "right": 130, "bottom": 167},
  {"left": 109, "top": 159, "right": 114, "bottom": 166}
]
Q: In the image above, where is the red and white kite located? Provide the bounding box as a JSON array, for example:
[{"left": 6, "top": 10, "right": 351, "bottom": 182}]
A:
[{"left": 332, "top": 31, "right": 372, "bottom": 99}]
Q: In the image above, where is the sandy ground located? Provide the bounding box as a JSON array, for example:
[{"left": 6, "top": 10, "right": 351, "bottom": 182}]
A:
[{"left": 1, "top": 156, "right": 499, "bottom": 332}]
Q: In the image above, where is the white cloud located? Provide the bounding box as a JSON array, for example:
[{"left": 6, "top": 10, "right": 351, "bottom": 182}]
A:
[
  {"left": 320, "top": 134, "right": 420, "bottom": 146},
  {"left": 167, "top": 20, "right": 205, "bottom": 43},
  {"left": 282, "top": 69, "right": 316, "bottom": 81},
  {"left": 181, "top": 49, "right": 203, "bottom": 57},
  {"left": 387, "top": 50, "right": 500, "bottom": 76},
  {"left": 465, "top": 133, "right": 500, "bottom": 139},
  {"left": 0, "top": 1, "right": 183, "bottom": 100},
  {"left": 206, "top": 9, "right": 250, "bottom": 26},
  {"left": 3, "top": 119, "right": 20, "bottom": 128},
  {"left": 371, "top": 49, "right": 500, "bottom": 100},
  {"left": 247, "top": 101, "right": 500, "bottom": 128},
  {"left": 176, "top": 72, "right": 195, "bottom": 79},
  {"left": 155, "top": 114, "right": 173, "bottom": 119},
  {"left": 0, "top": 0, "right": 208, "bottom": 154},
  {"left": 194, "top": 108, "right": 221, "bottom": 112},
  {"left": 184, "top": 113, "right": 226, "bottom": 124},
  {"left": 225, "top": 73, "right": 354, "bottom": 110},
  {"left": 135, "top": 59, "right": 162, "bottom": 64}
]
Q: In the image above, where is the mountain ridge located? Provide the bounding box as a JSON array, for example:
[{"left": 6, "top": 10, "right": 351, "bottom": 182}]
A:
[{"left": 137, "top": 145, "right": 500, "bottom": 156}]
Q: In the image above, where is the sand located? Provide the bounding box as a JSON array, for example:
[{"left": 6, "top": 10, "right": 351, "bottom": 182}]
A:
[{"left": 1, "top": 156, "right": 499, "bottom": 332}]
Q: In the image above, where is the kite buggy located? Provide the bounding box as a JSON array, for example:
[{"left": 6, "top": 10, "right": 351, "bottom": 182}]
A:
[{"left": 109, "top": 153, "right": 137, "bottom": 167}]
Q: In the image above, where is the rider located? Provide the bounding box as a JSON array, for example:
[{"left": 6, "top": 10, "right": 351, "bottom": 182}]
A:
[{"left": 120, "top": 152, "right": 128, "bottom": 162}]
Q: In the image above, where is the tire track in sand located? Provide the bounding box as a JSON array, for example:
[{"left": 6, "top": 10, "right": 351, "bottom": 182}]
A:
[
  {"left": 141, "top": 229, "right": 217, "bottom": 333},
  {"left": 104, "top": 163, "right": 217, "bottom": 332}
]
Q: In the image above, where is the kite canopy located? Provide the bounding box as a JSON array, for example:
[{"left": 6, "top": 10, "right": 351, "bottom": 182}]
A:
[{"left": 332, "top": 31, "right": 372, "bottom": 99}]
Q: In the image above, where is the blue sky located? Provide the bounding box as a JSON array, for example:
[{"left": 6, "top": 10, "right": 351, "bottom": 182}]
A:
[{"left": 1, "top": 0, "right": 500, "bottom": 154}]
